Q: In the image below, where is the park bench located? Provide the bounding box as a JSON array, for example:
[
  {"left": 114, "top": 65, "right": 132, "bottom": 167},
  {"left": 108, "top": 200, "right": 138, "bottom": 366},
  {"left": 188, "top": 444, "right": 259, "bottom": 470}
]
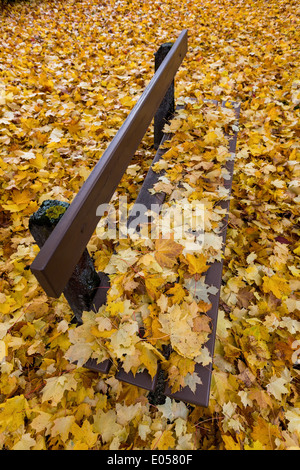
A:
[{"left": 29, "top": 29, "right": 240, "bottom": 407}]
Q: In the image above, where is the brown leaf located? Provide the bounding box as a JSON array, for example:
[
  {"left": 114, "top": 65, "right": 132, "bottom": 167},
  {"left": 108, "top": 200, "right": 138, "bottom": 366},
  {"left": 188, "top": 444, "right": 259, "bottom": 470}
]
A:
[{"left": 154, "top": 237, "right": 183, "bottom": 268}]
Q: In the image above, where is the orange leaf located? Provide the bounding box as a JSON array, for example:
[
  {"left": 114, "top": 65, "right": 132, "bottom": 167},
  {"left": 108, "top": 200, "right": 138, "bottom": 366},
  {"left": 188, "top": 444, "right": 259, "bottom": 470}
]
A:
[
  {"left": 186, "top": 253, "right": 209, "bottom": 275},
  {"left": 154, "top": 237, "right": 183, "bottom": 268}
]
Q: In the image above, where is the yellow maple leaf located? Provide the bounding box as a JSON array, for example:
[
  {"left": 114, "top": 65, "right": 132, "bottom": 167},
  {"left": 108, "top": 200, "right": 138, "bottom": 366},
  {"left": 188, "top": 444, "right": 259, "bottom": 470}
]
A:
[
  {"left": 145, "top": 275, "right": 165, "bottom": 300},
  {"left": 262, "top": 275, "right": 291, "bottom": 299},
  {"left": 31, "top": 153, "right": 47, "bottom": 169},
  {"left": 144, "top": 315, "right": 168, "bottom": 345},
  {"left": 106, "top": 300, "right": 125, "bottom": 316},
  {"left": 163, "top": 118, "right": 182, "bottom": 133},
  {"left": 12, "top": 433, "right": 37, "bottom": 450},
  {"left": 251, "top": 416, "right": 281, "bottom": 449},
  {"left": 159, "top": 303, "right": 210, "bottom": 359},
  {"left": 222, "top": 435, "right": 241, "bottom": 450},
  {"left": 109, "top": 321, "right": 139, "bottom": 358},
  {"left": 136, "top": 342, "right": 165, "bottom": 378},
  {"left": 122, "top": 350, "right": 142, "bottom": 375},
  {"left": 41, "top": 374, "right": 77, "bottom": 406},
  {"left": 152, "top": 429, "right": 176, "bottom": 450},
  {"left": 204, "top": 129, "right": 218, "bottom": 145},
  {"left": 266, "top": 373, "right": 290, "bottom": 400},
  {"left": 0, "top": 395, "right": 29, "bottom": 433},
  {"left": 185, "top": 253, "right": 209, "bottom": 276},
  {"left": 165, "top": 364, "right": 185, "bottom": 393},
  {"left": 30, "top": 412, "right": 53, "bottom": 435},
  {"left": 71, "top": 420, "right": 98, "bottom": 449},
  {"left": 166, "top": 283, "right": 186, "bottom": 304},
  {"left": 168, "top": 351, "right": 195, "bottom": 378},
  {"left": 93, "top": 409, "right": 122, "bottom": 443},
  {"left": 285, "top": 409, "right": 300, "bottom": 433},
  {"left": 50, "top": 416, "right": 75, "bottom": 443}
]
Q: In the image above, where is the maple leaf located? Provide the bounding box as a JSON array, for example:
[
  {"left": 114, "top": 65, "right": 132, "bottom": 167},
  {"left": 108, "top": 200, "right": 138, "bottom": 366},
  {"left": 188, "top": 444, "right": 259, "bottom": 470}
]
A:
[
  {"left": 159, "top": 302, "right": 211, "bottom": 359},
  {"left": 41, "top": 374, "right": 78, "bottom": 406},
  {"left": 50, "top": 416, "right": 75, "bottom": 443},
  {"left": 137, "top": 253, "right": 159, "bottom": 270},
  {"left": 222, "top": 401, "right": 244, "bottom": 433},
  {"left": 163, "top": 118, "right": 183, "bottom": 133},
  {"left": 169, "top": 351, "right": 195, "bottom": 377},
  {"left": 154, "top": 237, "right": 183, "bottom": 268},
  {"left": 64, "top": 341, "right": 94, "bottom": 367},
  {"left": 262, "top": 275, "right": 291, "bottom": 299},
  {"left": 184, "top": 278, "right": 218, "bottom": 303},
  {"left": 93, "top": 409, "right": 123, "bottom": 444},
  {"left": 195, "top": 346, "right": 212, "bottom": 366},
  {"left": 251, "top": 416, "right": 282, "bottom": 449},
  {"left": 285, "top": 409, "right": 300, "bottom": 434},
  {"left": 184, "top": 372, "right": 202, "bottom": 393},
  {"left": 211, "top": 371, "right": 239, "bottom": 405},
  {"left": 166, "top": 283, "right": 187, "bottom": 304},
  {"left": 71, "top": 420, "right": 98, "bottom": 449},
  {"left": 248, "top": 388, "right": 274, "bottom": 410},
  {"left": 150, "top": 180, "right": 174, "bottom": 195},
  {"left": 104, "top": 248, "right": 139, "bottom": 274},
  {"left": 144, "top": 308, "right": 168, "bottom": 346},
  {"left": 222, "top": 435, "right": 241, "bottom": 450},
  {"left": 30, "top": 412, "right": 53, "bottom": 436},
  {"left": 152, "top": 429, "right": 176, "bottom": 450},
  {"left": 135, "top": 342, "right": 165, "bottom": 379},
  {"left": 156, "top": 397, "right": 189, "bottom": 422},
  {"left": 185, "top": 253, "right": 209, "bottom": 276},
  {"left": 109, "top": 321, "right": 139, "bottom": 358},
  {"left": 12, "top": 434, "right": 37, "bottom": 450},
  {"left": 0, "top": 395, "right": 29, "bottom": 434},
  {"left": 266, "top": 371, "right": 291, "bottom": 401},
  {"left": 122, "top": 350, "right": 142, "bottom": 375},
  {"left": 138, "top": 421, "right": 152, "bottom": 441},
  {"left": 216, "top": 310, "right": 232, "bottom": 339},
  {"left": 165, "top": 364, "right": 185, "bottom": 393},
  {"left": 115, "top": 402, "right": 143, "bottom": 427},
  {"left": 145, "top": 275, "right": 165, "bottom": 300}
]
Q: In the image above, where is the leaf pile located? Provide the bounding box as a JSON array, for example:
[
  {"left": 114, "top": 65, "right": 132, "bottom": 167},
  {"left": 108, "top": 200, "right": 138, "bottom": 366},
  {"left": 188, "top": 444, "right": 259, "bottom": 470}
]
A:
[{"left": 0, "top": 0, "right": 299, "bottom": 451}]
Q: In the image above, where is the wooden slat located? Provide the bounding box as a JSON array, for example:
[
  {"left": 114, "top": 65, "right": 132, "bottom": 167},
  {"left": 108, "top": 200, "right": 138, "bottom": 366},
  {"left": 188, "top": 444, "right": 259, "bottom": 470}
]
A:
[{"left": 30, "top": 29, "right": 188, "bottom": 299}]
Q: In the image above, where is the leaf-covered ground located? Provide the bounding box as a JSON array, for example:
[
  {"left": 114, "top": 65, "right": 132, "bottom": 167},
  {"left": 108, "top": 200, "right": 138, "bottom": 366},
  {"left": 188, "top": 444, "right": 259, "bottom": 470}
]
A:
[{"left": 0, "top": 0, "right": 299, "bottom": 450}]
